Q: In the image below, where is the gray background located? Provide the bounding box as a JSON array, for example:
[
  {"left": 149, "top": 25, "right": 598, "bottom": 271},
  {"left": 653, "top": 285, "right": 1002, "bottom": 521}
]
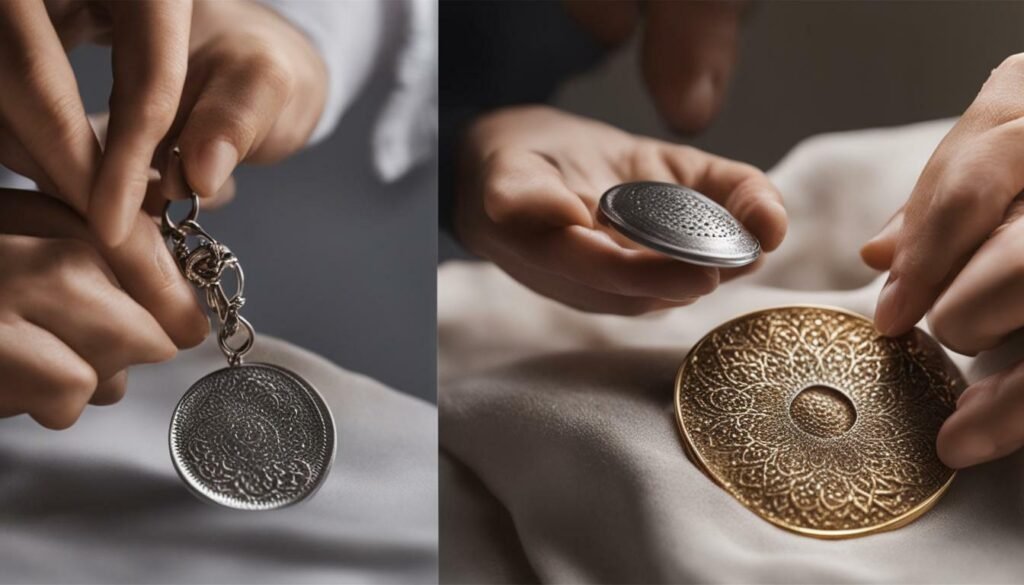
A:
[
  {"left": 441, "top": 0, "right": 1024, "bottom": 259},
  {"left": 71, "top": 45, "right": 438, "bottom": 403}
]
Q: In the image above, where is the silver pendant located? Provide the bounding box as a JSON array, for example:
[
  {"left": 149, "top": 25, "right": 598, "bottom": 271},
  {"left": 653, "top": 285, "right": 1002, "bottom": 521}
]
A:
[
  {"left": 599, "top": 181, "right": 760, "bottom": 267},
  {"left": 169, "top": 363, "right": 335, "bottom": 510},
  {"left": 162, "top": 148, "right": 335, "bottom": 510}
]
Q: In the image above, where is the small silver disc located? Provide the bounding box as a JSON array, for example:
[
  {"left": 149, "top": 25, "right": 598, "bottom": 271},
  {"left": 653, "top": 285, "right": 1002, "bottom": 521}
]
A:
[
  {"left": 169, "top": 363, "right": 335, "bottom": 510},
  {"left": 599, "top": 181, "right": 760, "bottom": 267}
]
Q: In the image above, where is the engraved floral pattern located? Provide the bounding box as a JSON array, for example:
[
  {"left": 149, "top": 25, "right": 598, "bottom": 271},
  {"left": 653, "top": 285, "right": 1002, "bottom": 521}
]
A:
[
  {"left": 676, "top": 307, "right": 963, "bottom": 535},
  {"left": 170, "top": 364, "right": 333, "bottom": 510}
]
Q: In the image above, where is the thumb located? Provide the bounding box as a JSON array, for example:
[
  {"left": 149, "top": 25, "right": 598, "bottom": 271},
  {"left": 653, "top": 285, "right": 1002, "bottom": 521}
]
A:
[{"left": 641, "top": 0, "right": 743, "bottom": 134}]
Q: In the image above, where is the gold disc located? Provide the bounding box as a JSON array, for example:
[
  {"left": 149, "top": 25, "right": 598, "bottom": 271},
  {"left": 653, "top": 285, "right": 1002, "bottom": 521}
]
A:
[{"left": 674, "top": 306, "right": 964, "bottom": 539}]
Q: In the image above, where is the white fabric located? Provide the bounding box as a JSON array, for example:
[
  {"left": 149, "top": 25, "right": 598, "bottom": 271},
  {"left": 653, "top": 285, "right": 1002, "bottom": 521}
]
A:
[
  {"left": 259, "top": 0, "right": 381, "bottom": 146},
  {"left": 0, "top": 337, "right": 438, "bottom": 584},
  {"left": 439, "top": 119, "right": 1024, "bottom": 583},
  {"left": 371, "top": 0, "right": 438, "bottom": 182},
  {"left": 262, "top": 0, "right": 438, "bottom": 180}
]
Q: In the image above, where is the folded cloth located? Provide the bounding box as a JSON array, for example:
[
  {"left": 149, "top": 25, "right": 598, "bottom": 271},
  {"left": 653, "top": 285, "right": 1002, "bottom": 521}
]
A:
[
  {"left": 0, "top": 337, "right": 438, "bottom": 585},
  {"left": 439, "top": 119, "right": 1024, "bottom": 583}
]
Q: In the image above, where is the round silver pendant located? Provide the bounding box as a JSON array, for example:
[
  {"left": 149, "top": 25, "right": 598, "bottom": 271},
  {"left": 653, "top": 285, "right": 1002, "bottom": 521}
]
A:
[
  {"left": 169, "top": 363, "right": 335, "bottom": 511},
  {"left": 599, "top": 181, "right": 760, "bottom": 267}
]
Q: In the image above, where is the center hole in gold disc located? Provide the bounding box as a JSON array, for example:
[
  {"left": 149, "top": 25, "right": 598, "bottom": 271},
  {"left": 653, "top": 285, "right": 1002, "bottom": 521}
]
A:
[{"left": 789, "top": 385, "right": 856, "bottom": 438}]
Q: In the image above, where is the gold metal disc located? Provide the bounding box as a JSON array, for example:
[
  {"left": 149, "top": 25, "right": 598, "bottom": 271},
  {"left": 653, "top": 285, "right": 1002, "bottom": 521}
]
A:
[{"left": 674, "top": 306, "right": 964, "bottom": 539}]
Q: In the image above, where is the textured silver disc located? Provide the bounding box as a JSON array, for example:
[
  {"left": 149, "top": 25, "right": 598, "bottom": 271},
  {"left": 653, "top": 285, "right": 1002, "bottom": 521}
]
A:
[
  {"left": 599, "top": 181, "right": 760, "bottom": 267},
  {"left": 169, "top": 363, "right": 335, "bottom": 510}
]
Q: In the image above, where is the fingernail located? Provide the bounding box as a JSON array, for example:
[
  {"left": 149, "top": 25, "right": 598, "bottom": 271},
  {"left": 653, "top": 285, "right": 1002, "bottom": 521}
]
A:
[
  {"left": 868, "top": 213, "right": 903, "bottom": 246},
  {"left": 161, "top": 152, "right": 192, "bottom": 201},
  {"left": 194, "top": 140, "right": 238, "bottom": 197},
  {"left": 957, "top": 385, "right": 986, "bottom": 409},
  {"left": 761, "top": 200, "right": 788, "bottom": 250},
  {"left": 941, "top": 430, "right": 996, "bottom": 469},
  {"left": 767, "top": 199, "right": 787, "bottom": 220},
  {"left": 865, "top": 232, "right": 884, "bottom": 248},
  {"left": 874, "top": 275, "right": 903, "bottom": 335},
  {"left": 90, "top": 196, "right": 133, "bottom": 248},
  {"left": 679, "top": 75, "right": 716, "bottom": 127}
]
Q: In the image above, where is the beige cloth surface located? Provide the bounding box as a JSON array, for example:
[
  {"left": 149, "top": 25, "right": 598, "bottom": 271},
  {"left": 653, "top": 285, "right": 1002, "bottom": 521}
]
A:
[
  {"left": 0, "top": 337, "right": 438, "bottom": 584},
  {"left": 439, "top": 119, "right": 1024, "bottom": 583}
]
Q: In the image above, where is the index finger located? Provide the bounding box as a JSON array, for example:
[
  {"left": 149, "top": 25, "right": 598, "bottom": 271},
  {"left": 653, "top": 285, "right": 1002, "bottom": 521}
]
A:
[
  {"left": 88, "top": 0, "right": 192, "bottom": 247},
  {"left": 0, "top": 0, "right": 100, "bottom": 211},
  {"left": 874, "top": 121, "right": 1024, "bottom": 336}
]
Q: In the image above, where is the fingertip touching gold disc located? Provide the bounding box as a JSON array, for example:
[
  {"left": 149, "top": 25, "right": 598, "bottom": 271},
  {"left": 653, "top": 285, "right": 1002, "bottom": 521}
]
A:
[{"left": 674, "top": 306, "right": 964, "bottom": 539}]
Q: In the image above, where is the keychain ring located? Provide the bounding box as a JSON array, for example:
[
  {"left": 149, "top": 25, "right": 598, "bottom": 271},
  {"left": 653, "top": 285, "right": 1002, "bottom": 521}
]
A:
[
  {"left": 162, "top": 192, "right": 200, "bottom": 235},
  {"left": 218, "top": 314, "right": 255, "bottom": 365},
  {"left": 161, "top": 146, "right": 200, "bottom": 235},
  {"left": 219, "top": 260, "right": 246, "bottom": 305}
]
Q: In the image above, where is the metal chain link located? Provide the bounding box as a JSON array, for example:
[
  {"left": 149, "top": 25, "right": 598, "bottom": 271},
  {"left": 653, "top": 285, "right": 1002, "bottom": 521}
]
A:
[{"left": 161, "top": 150, "right": 254, "bottom": 366}]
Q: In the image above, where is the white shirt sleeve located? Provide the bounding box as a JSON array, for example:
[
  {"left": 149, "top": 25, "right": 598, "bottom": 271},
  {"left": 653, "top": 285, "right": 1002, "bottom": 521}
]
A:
[
  {"left": 371, "top": 0, "right": 437, "bottom": 181},
  {"left": 257, "top": 0, "right": 384, "bottom": 145},
  {"left": 260, "top": 0, "right": 437, "bottom": 181}
]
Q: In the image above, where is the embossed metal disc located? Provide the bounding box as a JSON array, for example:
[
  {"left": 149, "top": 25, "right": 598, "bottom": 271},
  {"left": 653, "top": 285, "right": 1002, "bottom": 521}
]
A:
[
  {"left": 599, "top": 181, "right": 760, "bottom": 267},
  {"left": 674, "top": 306, "right": 964, "bottom": 538},
  {"left": 169, "top": 363, "right": 335, "bottom": 510}
]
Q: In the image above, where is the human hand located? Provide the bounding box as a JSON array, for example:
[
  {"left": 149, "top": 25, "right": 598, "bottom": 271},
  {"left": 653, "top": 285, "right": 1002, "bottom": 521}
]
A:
[
  {"left": 0, "top": 0, "right": 326, "bottom": 246},
  {"left": 155, "top": 0, "right": 327, "bottom": 212},
  {"left": 454, "top": 106, "right": 786, "bottom": 315},
  {"left": 859, "top": 54, "right": 1024, "bottom": 468},
  {"left": 0, "top": 0, "right": 191, "bottom": 245},
  {"left": 0, "top": 189, "right": 208, "bottom": 429},
  {"left": 564, "top": 0, "right": 745, "bottom": 133}
]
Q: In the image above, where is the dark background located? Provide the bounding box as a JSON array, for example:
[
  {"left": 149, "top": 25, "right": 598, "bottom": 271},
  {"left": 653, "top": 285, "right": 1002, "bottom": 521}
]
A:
[
  {"left": 557, "top": 1, "right": 1024, "bottom": 169},
  {"left": 71, "top": 45, "right": 438, "bottom": 403},
  {"left": 440, "top": 0, "right": 1024, "bottom": 259}
]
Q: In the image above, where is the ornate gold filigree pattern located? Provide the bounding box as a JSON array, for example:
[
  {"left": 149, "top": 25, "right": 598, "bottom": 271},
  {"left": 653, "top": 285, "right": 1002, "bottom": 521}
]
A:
[{"left": 675, "top": 306, "right": 964, "bottom": 538}]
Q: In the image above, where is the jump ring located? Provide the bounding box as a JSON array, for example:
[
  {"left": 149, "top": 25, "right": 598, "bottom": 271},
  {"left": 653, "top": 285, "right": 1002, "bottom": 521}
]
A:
[
  {"left": 162, "top": 192, "right": 200, "bottom": 235},
  {"left": 218, "top": 314, "right": 255, "bottom": 366},
  {"left": 161, "top": 147, "right": 201, "bottom": 235}
]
